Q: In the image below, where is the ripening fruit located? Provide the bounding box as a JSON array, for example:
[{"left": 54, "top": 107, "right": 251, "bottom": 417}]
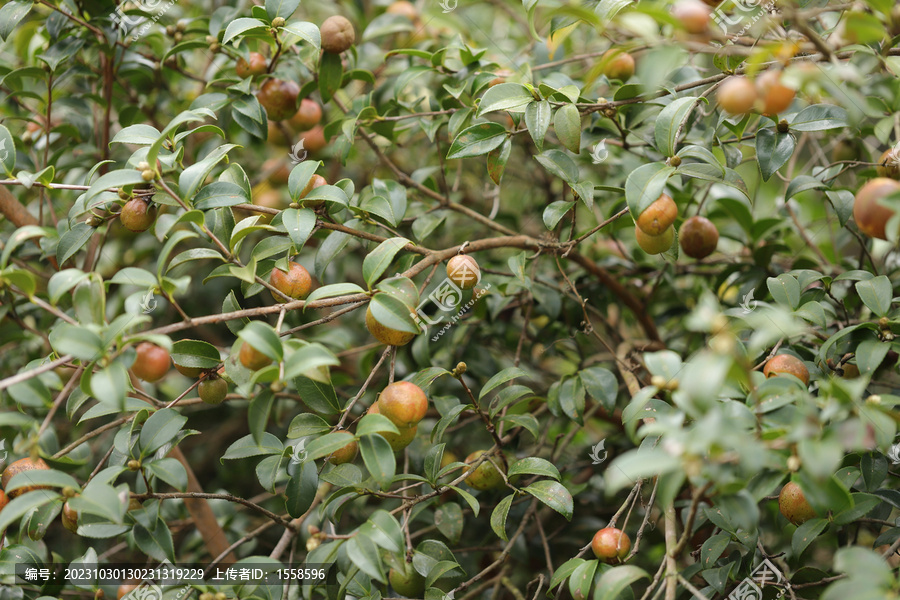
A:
[
  {"left": 876, "top": 149, "right": 900, "bottom": 179},
  {"left": 679, "top": 216, "right": 719, "bottom": 259},
  {"left": 717, "top": 76, "right": 757, "bottom": 115},
  {"left": 300, "top": 125, "right": 327, "bottom": 153},
  {"left": 118, "top": 584, "right": 139, "bottom": 600},
  {"left": 464, "top": 450, "right": 505, "bottom": 490},
  {"left": 831, "top": 139, "right": 863, "bottom": 164},
  {"left": 0, "top": 489, "right": 8, "bottom": 513},
  {"left": 756, "top": 70, "right": 795, "bottom": 115},
  {"left": 240, "top": 342, "right": 272, "bottom": 370},
  {"left": 763, "top": 354, "right": 810, "bottom": 385},
  {"left": 591, "top": 527, "right": 631, "bottom": 563},
  {"left": 289, "top": 99, "right": 323, "bottom": 130},
  {"left": 379, "top": 277, "right": 420, "bottom": 309},
  {"left": 366, "top": 306, "right": 416, "bottom": 346},
  {"left": 378, "top": 381, "right": 428, "bottom": 428},
  {"left": 599, "top": 49, "right": 635, "bottom": 81},
  {"left": 853, "top": 178, "right": 900, "bottom": 240},
  {"left": 386, "top": 0, "right": 419, "bottom": 21},
  {"left": 672, "top": 0, "right": 711, "bottom": 34},
  {"left": 389, "top": 563, "right": 426, "bottom": 597},
  {"left": 778, "top": 481, "right": 817, "bottom": 525},
  {"left": 636, "top": 193, "right": 677, "bottom": 235},
  {"left": 1, "top": 457, "right": 51, "bottom": 498},
  {"left": 328, "top": 440, "right": 359, "bottom": 465},
  {"left": 321, "top": 15, "right": 356, "bottom": 53},
  {"left": 440, "top": 451, "right": 459, "bottom": 469},
  {"left": 270, "top": 261, "right": 313, "bottom": 301},
  {"left": 62, "top": 501, "right": 78, "bottom": 533},
  {"left": 119, "top": 198, "right": 157, "bottom": 232},
  {"left": 299, "top": 174, "right": 328, "bottom": 208},
  {"left": 173, "top": 361, "right": 205, "bottom": 378},
  {"left": 257, "top": 78, "right": 301, "bottom": 121},
  {"left": 368, "top": 403, "right": 418, "bottom": 451},
  {"left": 635, "top": 225, "right": 675, "bottom": 255},
  {"left": 131, "top": 342, "right": 171, "bottom": 382},
  {"left": 446, "top": 255, "right": 480, "bottom": 290},
  {"left": 199, "top": 376, "right": 228, "bottom": 405},
  {"left": 236, "top": 52, "right": 267, "bottom": 78}
]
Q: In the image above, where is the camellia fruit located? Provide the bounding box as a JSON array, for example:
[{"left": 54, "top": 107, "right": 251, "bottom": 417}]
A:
[
  {"left": 635, "top": 224, "right": 675, "bottom": 255},
  {"left": 368, "top": 403, "right": 418, "bottom": 451},
  {"left": 119, "top": 198, "right": 157, "bottom": 232},
  {"left": 199, "top": 375, "right": 228, "bottom": 405},
  {"left": 327, "top": 439, "right": 359, "bottom": 465},
  {"left": 377, "top": 381, "right": 428, "bottom": 428},
  {"left": 236, "top": 52, "right": 267, "bottom": 78},
  {"left": 679, "top": 216, "right": 719, "bottom": 259},
  {"left": 386, "top": 0, "right": 419, "bottom": 21},
  {"left": 778, "top": 481, "right": 817, "bottom": 525},
  {"left": 464, "top": 450, "right": 505, "bottom": 490},
  {"left": 876, "top": 149, "right": 900, "bottom": 179},
  {"left": 117, "top": 584, "right": 139, "bottom": 600},
  {"left": 62, "top": 501, "right": 78, "bottom": 533},
  {"left": 1, "top": 457, "right": 51, "bottom": 498},
  {"left": 717, "top": 76, "right": 757, "bottom": 115},
  {"left": 0, "top": 489, "right": 8, "bottom": 513},
  {"left": 763, "top": 354, "right": 809, "bottom": 385},
  {"left": 599, "top": 49, "right": 635, "bottom": 81},
  {"left": 853, "top": 178, "right": 900, "bottom": 240},
  {"left": 257, "top": 78, "right": 301, "bottom": 121},
  {"left": 636, "top": 193, "right": 677, "bottom": 235},
  {"left": 131, "top": 342, "right": 171, "bottom": 382},
  {"left": 299, "top": 174, "right": 328, "bottom": 208},
  {"left": 756, "top": 70, "right": 795, "bottom": 115},
  {"left": 389, "top": 562, "right": 426, "bottom": 597},
  {"left": 446, "top": 255, "right": 480, "bottom": 290},
  {"left": 300, "top": 125, "right": 327, "bottom": 153},
  {"left": 289, "top": 99, "right": 323, "bottom": 130},
  {"left": 591, "top": 527, "right": 631, "bottom": 563},
  {"left": 366, "top": 306, "right": 416, "bottom": 346},
  {"left": 239, "top": 341, "right": 272, "bottom": 370},
  {"left": 321, "top": 15, "right": 356, "bottom": 54},
  {"left": 671, "top": 0, "right": 711, "bottom": 34},
  {"left": 270, "top": 261, "right": 313, "bottom": 301}
]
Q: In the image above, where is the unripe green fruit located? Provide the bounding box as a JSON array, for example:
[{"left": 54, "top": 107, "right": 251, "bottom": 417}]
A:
[
  {"left": 389, "top": 563, "right": 426, "bottom": 597},
  {"left": 464, "top": 450, "right": 505, "bottom": 490},
  {"left": 127, "top": 459, "right": 142, "bottom": 471},
  {"left": 635, "top": 224, "right": 675, "bottom": 255},
  {"left": 199, "top": 376, "right": 228, "bottom": 405}
]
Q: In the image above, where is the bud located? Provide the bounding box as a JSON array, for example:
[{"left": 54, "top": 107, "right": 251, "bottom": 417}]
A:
[
  {"left": 173, "top": 32, "right": 183, "bottom": 43},
  {"left": 210, "top": 42, "right": 221, "bottom": 53},
  {"left": 866, "top": 394, "right": 882, "bottom": 405},
  {"left": 777, "top": 119, "right": 789, "bottom": 133},
  {"left": 650, "top": 374, "right": 667, "bottom": 389},
  {"left": 270, "top": 381, "right": 285, "bottom": 393},
  {"left": 272, "top": 17, "right": 285, "bottom": 28},
  {"left": 786, "top": 455, "right": 801, "bottom": 472},
  {"left": 176, "top": 19, "right": 187, "bottom": 32},
  {"left": 668, "top": 155, "right": 682, "bottom": 167},
  {"left": 141, "top": 169, "right": 155, "bottom": 182},
  {"left": 166, "top": 25, "right": 176, "bottom": 36},
  {"left": 456, "top": 361, "right": 467, "bottom": 374},
  {"left": 62, "top": 486, "right": 77, "bottom": 498},
  {"left": 118, "top": 189, "right": 131, "bottom": 200},
  {"left": 206, "top": 35, "right": 217, "bottom": 44},
  {"left": 127, "top": 459, "right": 142, "bottom": 471},
  {"left": 137, "top": 161, "right": 150, "bottom": 171},
  {"left": 215, "top": 594, "right": 227, "bottom": 600},
  {"left": 95, "top": 590, "right": 105, "bottom": 600},
  {"left": 879, "top": 316, "right": 890, "bottom": 328},
  {"left": 199, "top": 593, "right": 214, "bottom": 600}
]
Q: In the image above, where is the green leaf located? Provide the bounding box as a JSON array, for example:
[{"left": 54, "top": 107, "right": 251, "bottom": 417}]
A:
[
  {"left": 579, "top": 366, "right": 617, "bottom": 412},
  {"left": 855, "top": 275, "right": 892, "bottom": 317},
  {"left": 593, "top": 566, "right": 649, "bottom": 600},
  {"left": 304, "top": 432, "right": 356, "bottom": 460},
  {"left": 0, "top": 1, "right": 33, "bottom": 43},
  {"left": 625, "top": 162, "right": 674, "bottom": 218},
  {"left": 193, "top": 181, "right": 249, "bottom": 209},
  {"left": 447, "top": 123, "right": 508, "bottom": 160},
  {"left": 360, "top": 434, "right": 396, "bottom": 489},
  {"left": 490, "top": 494, "right": 513, "bottom": 541},
  {"left": 171, "top": 339, "right": 221, "bottom": 372},
  {"left": 293, "top": 376, "right": 342, "bottom": 415},
  {"left": 553, "top": 104, "right": 582, "bottom": 153},
  {"left": 786, "top": 175, "right": 826, "bottom": 201},
  {"left": 83, "top": 169, "right": 146, "bottom": 206},
  {"left": 654, "top": 96, "right": 700, "bottom": 156},
  {"left": 281, "top": 207, "right": 317, "bottom": 249},
  {"left": 146, "top": 458, "right": 188, "bottom": 491},
  {"left": 525, "top": 100, "right": 551, "bottom": 150},
  {"left": 48, "top": 323, "right": 103, "bottom": 361},
  {"left": 477, "top": 83, "right": 534, "bottom": 116},
  {"left": 179, "top": 144, "right": 240, "bottom": 201},
  {"left": 221, "top": 433, "right": 283, "bottom": 460},
  {"left": 356, "top": 413, "right": 401, "bottom": 437},
  {"left": 767, "top": 274, "right": 800, "bottom": 309},
  {"left": 0, "top": 125, "right": 17, "bottom": 177},
  {"left": 57, "top": 223, "right": 94, "bottom": 266},
  {"left": 534, "top": 149, "right": 579, "bottom": 184},
  {"left": 548, "top": 558, "right": 585, "bottom": 592},
  {"left": 507, "top": 457, "right": 560, "bottom": 481},
  {"left": 304, "top": 282, "right": 366, "bottom": 307},
  {"left": 0, "top": 490, "right": 59, "bottom": 534},
  {"left": 347, "top": 534, "right": 386, "bottom": 583},
  {"left": 568, "top": 559, "right": 598, "bottom": 600},
  {"left": 790, "top": 104, "right": 849, "bottom": 132},
  {"left": 756, "top": 128, "right": 795, "bottom": 181},
  {"left": 523, "top": 480, "right": 573, "bottom": 520},
  {"left": 286, "top": 460, "right": 318, "bottom": 518},
  {"left": 362, "top": 237, "right": 411, "bottom": 289},
  {"left": 792, "top": 518, "right": 828, "bottom": 556},
  {"left": 223, "top": 18, "right": 268, "bottom": 44},
  {"left": 111, "top": 124, "right": 161, "bottom": 146},
  {"left": 856, "top": 339, "right": 890, "bottom": 375},
  {"left": 266, "top": 0, "right": 300, "bottom": 20},
  {"left": 281, "top": 21, "right": 320, "bottom": 49},
  {"left": 319, "top": 51, "right": 344, "bottom": 103},
  {"left": 90, "top": 362, "right": 130, "bottom": 407},
  {"left": 434, "top": 502, "right": 464, "bottom": 544},
  {"left": 486, "top": 138, "right": 511, "bottom": 185},
  {"left": 237, "top": 321, "right": 284, "bottom": 362},
  {"left": 480, "top": 367, "right": 530, "bottom": 399},
  {"left": 369, "top": 292, "right": 419, "bottom": 334},
  {"left": 282, "top": 343, "right": 339, "bottom": 380},
  {"left": 4, "top": 469, "right": 80, "bottom": 494},
  {"left": 287, "top": 413, "right": 331, "bottom": 438},
  {"left": 140, "top": 408, "right": 188, "bottom": 456}
]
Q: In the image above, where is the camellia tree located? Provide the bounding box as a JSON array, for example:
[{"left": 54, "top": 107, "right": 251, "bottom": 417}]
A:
[{"left": 2, "top": 0, "right": 900, "bottom": 599}]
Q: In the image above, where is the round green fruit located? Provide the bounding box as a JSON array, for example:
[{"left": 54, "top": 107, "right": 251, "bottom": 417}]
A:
[
  {"left": 199, "top": 376, "right": 228, "bottom": 405},
  {"left": 635, "top": 224, "right": 675, "bottom": 255},
  {"left": 389, "top": 564, "right": 426, "bottom": 597},
  {"left": 463, "top": 450, "right": 505, "bottom": 490}
]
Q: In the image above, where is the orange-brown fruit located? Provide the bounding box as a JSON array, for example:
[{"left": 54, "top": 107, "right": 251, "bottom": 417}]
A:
[
  {"left": 300, "top": 125, "right": 327, "bottom": 153},
  {"left": 672, "top": 0, "right": 711, "bottom": 34},
  {"left": 257, "top": 78, "right": 301, "bottom": 121},
  {"left": 366, "top": 306, "right": 416, "bottom": 346},
  {"left": 62, "top": 501, "right": 78, "bottom": 533},
  {"left": 173, "top": 361, "right": 205, "bottom": 378},
  {"left": 717, "top": 76, "right": 757, "bottom": 116},
  {"left": 464, "top": 450, "right": 505, "bottom": 490},
  {"left": 236, "top": 52, "right": 267, "bottom": 78},
  {"left": 778, "top": 481, "right": 817, "bottom": 525},
  {"left": 199, "top": 376, "right": 228, "bottom": 405},
  {"left": 756, "top": 70, "right": 795, "bottom": 115},
  {"left": 320, "top": 15, "right": 356, "bottom": 54},
  {"left": 635, "top": 225, "right": 675, "bottom": 255},
  {"left": 1, "top": 457, "right": 51, "bottom": 498},
  {"left": 131, "top": 342, "right": 171, "bottom": 383},
  {"left": 368, "top": 403, "right": 418, "bottom": 451},
  {"left": 0, "top": 489, "right": 8, "bottom": 513},
  {"left": 289, "top": 99, "right": 324, "bottom": 130},
  {"left": 299, "top": 174, "right": 328, "bottom": 208},
  {"left": 599, "top": 49, "right": 635, "bottom": 81},
  {"left": 763, "top": 354, "right": 810, "bottom": 385},
  {"left": 636, "top": 193, "right": 677, "bottom": 235},
  {"left": 327, "top": 439, "right": 359, "bottom": 465},
  {"left": 119, "top": 198, "right": 157, "bottom": 232},
  {"left": 117, "top": 584, "right": 139, "bottom": 600},
  {"left": 377, "top": 381, "right": 428, "bottom": 428},
  {"left": 386, "top": 0, "right": 419, "bottom": 21},
  {"left": 270, "top": 261, "right": 313, "bottom": 300},
  {"left": 679, "top": 216, "right": 719, "bottom": 259},
  {"left": 853, "top": 178, "right": 900, "bottom": 240},
  {"left": 446, "top": 255, "right": 480, "bottom": 290},
  {"left": 591, "top": 527, "right": 631, "bottom": 563},
  {"left": 876, "top": 149, "right": 900, "bottom": 179},
  {"left": 240, "top": 342, "right": 272, "bottom": 370},
  {"left": 262, "top": 158, "right": 291, "bottom": 185}
]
